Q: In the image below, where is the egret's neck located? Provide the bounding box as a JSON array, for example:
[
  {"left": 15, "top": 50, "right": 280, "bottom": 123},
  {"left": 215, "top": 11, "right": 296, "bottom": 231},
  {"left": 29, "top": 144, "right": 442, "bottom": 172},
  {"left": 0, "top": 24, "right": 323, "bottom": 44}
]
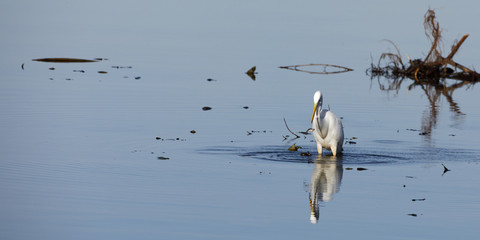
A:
[{"left": 314, "top": 108, "right": 329, "bottom": 139}]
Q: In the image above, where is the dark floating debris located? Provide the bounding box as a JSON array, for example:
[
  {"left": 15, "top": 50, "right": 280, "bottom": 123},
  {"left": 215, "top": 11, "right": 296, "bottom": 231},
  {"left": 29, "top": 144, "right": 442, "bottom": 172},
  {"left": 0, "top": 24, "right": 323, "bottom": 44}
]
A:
[
  {"left": 202, "top": 106, "right": 212, "bottom": 111},
  {"left": 98, "top": 71, "right": 108, "bottom": 74},
  {"left": 442, "top": 164, "right": 451, "bottom": 175},
  {"left": 190, "top": 130, "right": 196, "bottom": 134},
  {"left": 33, "top": 58, "right": 98, "bottom": 63},
  {"left": 288, "top": 144, "right": 302, "bottom": 151},
  {"left": 206, "top": 78, "right": 216, "bottom": 82},
  {"left": 279, "top": 63, "right": 353, "bottom": 74},
  {"left": 369, "top": 9, "right": 480, "bottom": 82},
  {"left": 111, "top": 66, "right": 132, "bottom": 69},
  {"left": 73, "top": 70, "right": 85, "bottom": 73},
  {"left": 246, "top": 130, "right": 272, "bottom": 136},
  {"left": 412, "top": 198, "right": 426, "bottom": 202},
  {"left": 134, "top": 76, "right": 141, "bottom": 80},
  {"left": 49, "top": 67, "right": 55, "bottom": 70},
  {"left": 21, "top": 63, "right": 24, "bottom": 70},
  {"left": 345, "top": 168, "right": 353, "bottom": 170},
  {"left": 246, "top": 66, "right": 257, "bottom": 80},
  {"left": 155, "top": 136, "right": 186, "bottom": 141},
  {"left": 243, "top": 106, "right": 249, "bottom": 109},
  {"left": 407, "top": 213, "right": 419, "bottom": 217},
  {"left": 157, "top": 156, "right": 170, "bottom": 160},
  {"left": 357, "top": 167, "right": 368, "bottom": 171},
  {"left": 300, "top": 152, "right": 312, "bottom": 156}
]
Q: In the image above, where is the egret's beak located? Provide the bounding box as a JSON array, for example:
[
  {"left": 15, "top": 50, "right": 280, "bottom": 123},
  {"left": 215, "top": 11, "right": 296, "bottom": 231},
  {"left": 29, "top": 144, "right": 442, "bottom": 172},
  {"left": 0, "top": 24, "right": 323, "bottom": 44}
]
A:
[{"left": 311, "top": 102, "right": 318, "bottom": 123}]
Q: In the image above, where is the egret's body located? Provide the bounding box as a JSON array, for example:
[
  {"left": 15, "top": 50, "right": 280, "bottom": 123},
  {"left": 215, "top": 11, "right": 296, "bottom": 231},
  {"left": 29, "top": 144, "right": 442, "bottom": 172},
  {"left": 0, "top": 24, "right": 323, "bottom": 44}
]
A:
[{"left": 311, "top": 90, "right": 344, "bottom": 156}]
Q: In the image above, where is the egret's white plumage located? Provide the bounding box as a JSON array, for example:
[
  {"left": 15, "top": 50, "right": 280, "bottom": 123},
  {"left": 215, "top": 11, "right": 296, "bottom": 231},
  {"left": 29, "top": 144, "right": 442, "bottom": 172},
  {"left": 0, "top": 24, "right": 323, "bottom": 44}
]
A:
[{"left": 311, "top": 90, "right": 344, "bottom": 156}]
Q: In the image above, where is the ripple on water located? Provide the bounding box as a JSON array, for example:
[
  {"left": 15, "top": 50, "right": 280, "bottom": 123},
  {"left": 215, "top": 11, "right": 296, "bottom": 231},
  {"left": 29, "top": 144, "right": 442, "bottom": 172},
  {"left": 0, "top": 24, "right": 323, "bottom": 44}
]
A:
[{"left": 199, "top": 144, "right": 480, "bottom": 165}]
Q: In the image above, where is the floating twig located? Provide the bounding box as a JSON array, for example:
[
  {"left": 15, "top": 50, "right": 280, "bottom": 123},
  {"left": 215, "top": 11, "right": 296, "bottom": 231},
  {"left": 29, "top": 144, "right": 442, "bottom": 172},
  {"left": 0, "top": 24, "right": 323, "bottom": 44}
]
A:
[
  {"left": 283, "top": 118, "right": 300, "bottom": 138},
  {"left": 279, "top": 63, "right": 353, "bottom": 75}
]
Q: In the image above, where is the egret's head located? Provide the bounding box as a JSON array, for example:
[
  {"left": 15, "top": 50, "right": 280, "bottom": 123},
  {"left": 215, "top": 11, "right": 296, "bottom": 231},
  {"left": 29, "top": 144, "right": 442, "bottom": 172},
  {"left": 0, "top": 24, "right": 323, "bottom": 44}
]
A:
[
  {"left": 311, "top": 90, "right": 323, "bottom": 122},
  {"left": 313, "top": 90, "right": 323, "bottom": 106}
]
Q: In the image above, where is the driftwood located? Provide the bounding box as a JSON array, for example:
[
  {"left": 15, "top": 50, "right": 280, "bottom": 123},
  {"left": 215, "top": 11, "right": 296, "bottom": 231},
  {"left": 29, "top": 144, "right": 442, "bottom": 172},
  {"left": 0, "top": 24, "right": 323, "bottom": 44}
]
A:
[
  {"left": 369, "top": 9, "right": 479, "bottom": 140},
  {"left": 369, "top": 9, "right": 480, "bottom": 82}
]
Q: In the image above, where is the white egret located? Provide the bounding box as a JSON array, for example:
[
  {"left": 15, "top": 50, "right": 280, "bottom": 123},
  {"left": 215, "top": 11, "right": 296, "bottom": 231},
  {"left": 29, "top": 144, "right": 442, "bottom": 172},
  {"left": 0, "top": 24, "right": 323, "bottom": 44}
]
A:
[{"left": 311, "top": 90, "right": 344, "bottom": 156}]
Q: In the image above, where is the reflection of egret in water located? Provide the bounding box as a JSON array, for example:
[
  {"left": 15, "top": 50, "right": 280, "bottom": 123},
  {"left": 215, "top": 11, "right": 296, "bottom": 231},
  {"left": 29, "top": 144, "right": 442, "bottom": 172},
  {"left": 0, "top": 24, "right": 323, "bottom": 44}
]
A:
[
  {"left": 309, "top": 155, "right": 343, "bottom": 224},
  {"left": 374, "top": 75, "right": 475, "bottom": 141}
]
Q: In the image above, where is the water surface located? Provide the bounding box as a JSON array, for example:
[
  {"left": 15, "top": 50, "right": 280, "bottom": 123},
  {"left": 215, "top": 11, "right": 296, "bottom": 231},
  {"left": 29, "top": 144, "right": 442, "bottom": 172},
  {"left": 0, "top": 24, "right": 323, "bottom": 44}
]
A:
[{"left": 1, "top": 0, "right": 480, "bottom": 239}]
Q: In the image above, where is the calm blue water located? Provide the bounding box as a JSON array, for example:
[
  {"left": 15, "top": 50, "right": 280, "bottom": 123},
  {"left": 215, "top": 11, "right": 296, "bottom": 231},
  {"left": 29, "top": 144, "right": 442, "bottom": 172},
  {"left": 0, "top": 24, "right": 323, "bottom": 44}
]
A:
[{"left": 1, "top": 0, "right": 480, "bottom": 239}]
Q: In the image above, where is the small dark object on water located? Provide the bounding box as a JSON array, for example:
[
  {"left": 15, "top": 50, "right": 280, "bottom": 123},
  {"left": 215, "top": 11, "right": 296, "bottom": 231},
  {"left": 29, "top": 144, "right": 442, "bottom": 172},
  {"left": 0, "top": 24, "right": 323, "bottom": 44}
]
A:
[
  {"left": 357, "top": 167, "right": 368, "bottom": 171},
  {"left": 190, "top": 130, "right": 196, "bottom": 134},
  {"left": 346, "top": 141, "right": 357, "bottom": 144},
  {"left": 33, "top": 58, "right": 98, "bottom": 63},
  {"left": 206, "top": 78, "right": 216, "bottom": 81},
  {"left": 98, "top": 71, "right": 108, "bottom": 74},
  {"left": 73, "top": 70, "right": 85, "bottom": 73},
  {"left": 246, "top": 66, "right": 256, "bottom": 80},
  {"left": 406, "top": 128, "right": 420, "bottom": 132},
  {"left": 21, "top": 63, "right": 24, "bottom": 70},
  {"left": 288, "top": 144, "right": 301, "bottom": 151},
  {"left": 408, "top": 214, "right": 418, "bottom": 217},
  {"left": 135, "top": 76, "right": 141, "bottom": 80},
  {"left": 419, "top": 131, "right": 429, "bottom": 135},
  {"left": 345, "top": 168, "right": 353, "bottom": 170},
  {"left": 300, "top": 152, "right": 312, "bottom": 156},
  {"left": 111, "top": 66, "right": 132, "bottom": 69},
  {"left": 442, "top": 164, "right": 451, "bottom": 174},
  {"left": 155, "top": 137, "right": 163, "bottom": 140},
  {"left": 243, "top": 106, "right": 249, "bottom": 109},
  {"left": 202, "top": 106, "right": 212, "bottom": 111},
  {"left": 412, "top": 198, "right": 426, "bottom": 202},
  {"left": 49, "top": 67, "right": 55, "bottom": 70},
  {"left": 157, "top": 156, "right": 170, "bottom": 160}
]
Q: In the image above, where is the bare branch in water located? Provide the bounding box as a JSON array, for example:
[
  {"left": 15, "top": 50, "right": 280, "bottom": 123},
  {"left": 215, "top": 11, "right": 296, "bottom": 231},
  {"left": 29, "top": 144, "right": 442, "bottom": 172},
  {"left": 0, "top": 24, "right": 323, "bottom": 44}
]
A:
[
  {"left": 369, "top": 8, "right": 480, "bottom": 82},
  {"left": 279, "top": 63, "right": 353, "bottom": 75},
  {"left": 283, "top": 118, "right": 300, "bottom": 138}
]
